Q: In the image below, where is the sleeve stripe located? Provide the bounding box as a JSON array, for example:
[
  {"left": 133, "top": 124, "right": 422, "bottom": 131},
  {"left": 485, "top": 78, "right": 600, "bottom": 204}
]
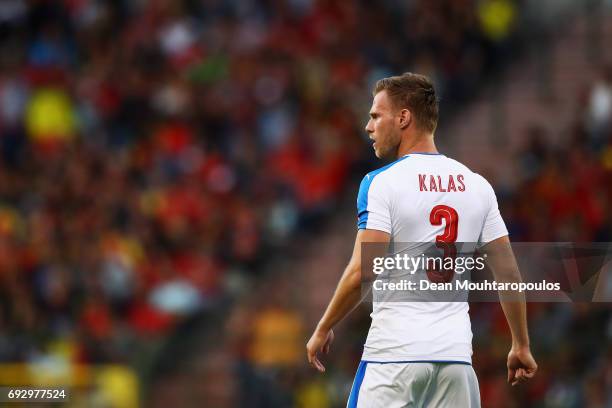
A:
[{"left": 357, "top": 176, "right": 374, "bottom": 229}]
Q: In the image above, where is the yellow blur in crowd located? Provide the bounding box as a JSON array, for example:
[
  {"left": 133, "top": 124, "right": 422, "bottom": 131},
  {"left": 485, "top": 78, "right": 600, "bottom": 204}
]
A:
[
  {"left": 478, "top": 0, "right": 516, "bottom": 41},
  {"left": 25, "top": 88, "right": 76, "bottom": 143},
  {"left": 249, "top": 308, "right": 304, "bottom": 368},
  {"left": 0, "top": 338, "right": 138, "bottom": 408}
]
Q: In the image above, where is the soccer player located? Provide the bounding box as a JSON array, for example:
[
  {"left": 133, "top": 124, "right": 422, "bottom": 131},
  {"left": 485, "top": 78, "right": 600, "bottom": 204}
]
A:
[{"left": 306, "top": 73, "right": 537, "bottom": 407}]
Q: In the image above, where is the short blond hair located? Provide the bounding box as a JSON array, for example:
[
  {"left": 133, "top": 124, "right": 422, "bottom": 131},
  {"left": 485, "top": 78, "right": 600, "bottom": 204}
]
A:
[{"left": 374, "top": 72, "right": 439, "bottom": 133}]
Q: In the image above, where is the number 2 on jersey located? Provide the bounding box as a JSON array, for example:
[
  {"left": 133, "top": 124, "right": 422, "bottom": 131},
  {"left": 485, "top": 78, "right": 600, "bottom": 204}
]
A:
[{"left": 427, "top": 205, "right": 458, "bottom": 283}]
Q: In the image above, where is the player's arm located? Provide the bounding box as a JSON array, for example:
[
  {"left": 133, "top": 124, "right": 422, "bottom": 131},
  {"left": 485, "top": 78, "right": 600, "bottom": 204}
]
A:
[
  {"left": 480, "top": 235, "right": 538, "bottom": 386},
  {"left": 306, "top": 228, "right": 390, "bottom": 372}
]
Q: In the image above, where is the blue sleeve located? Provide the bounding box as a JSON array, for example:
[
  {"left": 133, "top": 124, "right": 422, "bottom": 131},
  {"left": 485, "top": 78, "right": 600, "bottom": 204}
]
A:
[{"left": 357, "top": 173, "right": 374, "bottom": 229}]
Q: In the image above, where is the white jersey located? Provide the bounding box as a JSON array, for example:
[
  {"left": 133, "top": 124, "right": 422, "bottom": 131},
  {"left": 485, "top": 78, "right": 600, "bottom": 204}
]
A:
[{"left": 357, "top": 152, "right": 508, "bottom": 363}]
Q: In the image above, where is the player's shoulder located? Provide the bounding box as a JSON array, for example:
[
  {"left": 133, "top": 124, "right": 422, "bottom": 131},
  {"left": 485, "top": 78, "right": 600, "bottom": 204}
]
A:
[{"left": 359, "top": 154, "right": 496, "bottom": 193}]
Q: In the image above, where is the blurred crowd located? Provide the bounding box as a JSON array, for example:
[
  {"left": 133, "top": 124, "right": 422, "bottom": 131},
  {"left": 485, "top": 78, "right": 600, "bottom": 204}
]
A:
[
  {"left": 3, "top": 1, "right": 608, "bottom": 408},
  {"left": 480, "top": 64, "right": 612, "bottom": 406},
  {"left": 507, "top": 67, "right": 612, "bottom": 243},
  {"left": 0, "top": 0, "right": 518, "bottom": 372}
]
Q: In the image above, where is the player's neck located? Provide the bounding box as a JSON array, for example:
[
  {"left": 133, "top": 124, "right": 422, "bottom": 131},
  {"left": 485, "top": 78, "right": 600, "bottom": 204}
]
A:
[{"left": 396, "top": 134, "right": 438, "bottom": 158}]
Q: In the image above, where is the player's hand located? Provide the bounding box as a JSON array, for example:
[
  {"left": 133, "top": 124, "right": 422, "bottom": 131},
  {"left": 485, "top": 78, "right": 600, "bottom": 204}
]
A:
[
  {"left": 507, "top": 346, "right": 537, "bottom": 386},
  {"left": 306, "top": 328, "right": 334, "bottom": 373}
]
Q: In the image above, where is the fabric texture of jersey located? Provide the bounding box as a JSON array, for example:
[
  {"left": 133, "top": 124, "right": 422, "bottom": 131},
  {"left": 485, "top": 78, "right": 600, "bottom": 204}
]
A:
[{"left": 356, "top": 153, "right": 508, "bottom": 363}]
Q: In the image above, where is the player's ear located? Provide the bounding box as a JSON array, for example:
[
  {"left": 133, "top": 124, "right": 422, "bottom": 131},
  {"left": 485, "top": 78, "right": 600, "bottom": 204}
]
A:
[{"left": 399, "top": 109, "right": 411, "bottom": 129}]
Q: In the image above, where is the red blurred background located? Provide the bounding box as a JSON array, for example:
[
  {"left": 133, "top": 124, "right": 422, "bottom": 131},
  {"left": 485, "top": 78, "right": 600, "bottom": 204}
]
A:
[{"left": 0, "top": 1, "right": 610, "bottom": 407}]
